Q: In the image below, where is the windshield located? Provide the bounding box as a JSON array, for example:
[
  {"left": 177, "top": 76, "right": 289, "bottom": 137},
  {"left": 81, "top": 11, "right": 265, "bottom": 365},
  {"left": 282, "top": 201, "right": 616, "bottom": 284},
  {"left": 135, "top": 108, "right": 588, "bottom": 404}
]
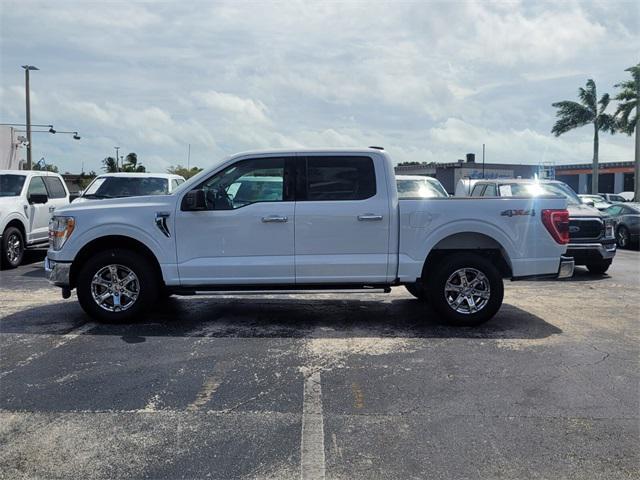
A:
[
  {"left": 498, "top": 182, "right": 581, "bottom": 205},
  {"left": 0, "top": 174, "right": 27, "bottom": 197},
  {"left": 397, "top": 178, "right": 448, "bottom": 198},
  {"left": 82, "top": 176, "right": 169, "bottom": 198}
]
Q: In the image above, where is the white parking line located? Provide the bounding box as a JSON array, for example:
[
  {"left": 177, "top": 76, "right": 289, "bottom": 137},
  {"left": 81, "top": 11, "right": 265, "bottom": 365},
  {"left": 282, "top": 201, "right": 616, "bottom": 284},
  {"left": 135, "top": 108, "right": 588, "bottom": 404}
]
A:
[
  {"left": 0, "top": 322, "right": 96, "bottom": 380},
  {"left": 301, "top": 370, "right": 325, "bottom": 480}
]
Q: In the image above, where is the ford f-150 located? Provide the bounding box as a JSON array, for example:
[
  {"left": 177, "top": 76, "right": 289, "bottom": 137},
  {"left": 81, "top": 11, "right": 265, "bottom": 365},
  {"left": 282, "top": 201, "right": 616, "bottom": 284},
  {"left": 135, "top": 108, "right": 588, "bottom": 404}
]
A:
[{"left": 45, "top": 148, "right": 574, "bottom": 326}]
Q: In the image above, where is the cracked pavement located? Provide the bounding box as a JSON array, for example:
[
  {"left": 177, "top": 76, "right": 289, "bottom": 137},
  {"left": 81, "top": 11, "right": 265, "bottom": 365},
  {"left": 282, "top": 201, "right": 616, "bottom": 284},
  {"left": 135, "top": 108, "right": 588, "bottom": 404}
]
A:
[{"left": 0, "top": 249, "right": 638, "bottom": 479}]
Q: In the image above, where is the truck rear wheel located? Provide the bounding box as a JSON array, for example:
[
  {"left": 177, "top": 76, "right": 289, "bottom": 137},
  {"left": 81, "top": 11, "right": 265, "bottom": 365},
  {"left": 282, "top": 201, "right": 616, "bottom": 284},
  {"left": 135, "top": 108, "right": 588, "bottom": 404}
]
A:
[
  {"left": 586, "top": 260, "right": 612, "bottom": 275},
  {"left": 76, "top": 249, "right": 158, "bottom": 323},
  {"left": 426, "top": 253, "right": 503, "bottom": 327}
]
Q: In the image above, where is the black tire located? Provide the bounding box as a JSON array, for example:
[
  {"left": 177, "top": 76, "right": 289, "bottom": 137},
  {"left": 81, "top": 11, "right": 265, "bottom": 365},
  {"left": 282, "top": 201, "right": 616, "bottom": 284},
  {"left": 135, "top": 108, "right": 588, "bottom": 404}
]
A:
[
  {"left": 425, "top": 253, "right": 504, "bottom": 327},
  {"left": 586, "top": 260, "right": 612, "bottom": 275},
  {"left": 1, "top": 226, "right": 25, "bottom": 269},
  {"left": 616, "top": 225, "right": 630, "bottom": 249},
  {"left": 405, "top": 283, "right": 428, "bottom": 301},
  {"left": 76, "top": 248, "right": 159, "bottom": 323}
]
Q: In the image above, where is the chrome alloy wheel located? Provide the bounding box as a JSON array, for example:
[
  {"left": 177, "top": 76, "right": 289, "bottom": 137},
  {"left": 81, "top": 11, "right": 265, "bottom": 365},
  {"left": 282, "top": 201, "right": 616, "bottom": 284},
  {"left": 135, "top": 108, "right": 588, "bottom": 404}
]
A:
[
  {"left": 91, "top": 264, "right": 140, "bottom": 312},
  {"left": 444, "top": 267, "right": 491, "bottom": 315},
  {"left": 6, "top": 232, "right": 23, "bottom": 264}
]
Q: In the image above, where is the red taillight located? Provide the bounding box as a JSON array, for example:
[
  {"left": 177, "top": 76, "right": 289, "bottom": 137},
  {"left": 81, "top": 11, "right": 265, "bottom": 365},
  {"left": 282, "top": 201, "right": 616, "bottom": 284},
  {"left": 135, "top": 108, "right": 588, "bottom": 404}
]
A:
[{"left": 542, "top": 209, "right": 570, "bottom": 244}]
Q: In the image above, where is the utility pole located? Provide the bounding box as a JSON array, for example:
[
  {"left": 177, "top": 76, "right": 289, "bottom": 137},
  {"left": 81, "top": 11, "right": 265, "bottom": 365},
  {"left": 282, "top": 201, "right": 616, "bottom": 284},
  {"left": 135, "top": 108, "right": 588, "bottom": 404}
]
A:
[
  {"left": 114, "top": 146, "right": 120, "bottom": 172},
  {"left": 635, "top": 81, "right": 640, "bottom": 201},
  {"left": 22, "top": 65, "right": 39, "bottom": 170},
  {"left": 187, "top": 143, "right": 191, "bottom": 170},
  {"left": 482, "top": 143, "right": 485, "bottom": 179}
]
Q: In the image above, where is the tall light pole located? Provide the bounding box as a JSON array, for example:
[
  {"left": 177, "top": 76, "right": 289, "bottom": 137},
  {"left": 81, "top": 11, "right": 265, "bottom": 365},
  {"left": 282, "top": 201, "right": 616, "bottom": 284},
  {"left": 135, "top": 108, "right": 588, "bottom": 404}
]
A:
[
  {"left": 114, "top": 146, "right": 120, "bottom": 171},
  {"left": 22, "top": 65, "right": 39, "bottom": 170}
]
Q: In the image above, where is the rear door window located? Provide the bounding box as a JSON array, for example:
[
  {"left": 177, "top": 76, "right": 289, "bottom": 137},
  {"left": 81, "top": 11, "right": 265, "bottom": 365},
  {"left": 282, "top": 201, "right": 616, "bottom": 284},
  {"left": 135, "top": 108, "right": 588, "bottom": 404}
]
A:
[
  {"left": 300, "top": 156, "right": 376, "bottom": 201},
  {"left": 43, "top": 176, "right": 67, "bottom": 198},
  {"left": 482, "top": 184, "right": 497, "bottom": 196},
  {"left": 470, "top": 184, "right": 485, "bottom": 196}
]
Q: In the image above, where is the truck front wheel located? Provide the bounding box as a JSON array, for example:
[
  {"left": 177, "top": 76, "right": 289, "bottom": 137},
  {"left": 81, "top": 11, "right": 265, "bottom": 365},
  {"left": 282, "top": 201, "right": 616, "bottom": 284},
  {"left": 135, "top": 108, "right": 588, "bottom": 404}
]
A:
[
  {"left": 76, "top": 249, "right": 158, "bottom": 323},
  {"left": 1, "top": 226, "right": 24, "bottom": 269},
  {"left": 426, "top": 253, "right": 504, "bottom": 327}
]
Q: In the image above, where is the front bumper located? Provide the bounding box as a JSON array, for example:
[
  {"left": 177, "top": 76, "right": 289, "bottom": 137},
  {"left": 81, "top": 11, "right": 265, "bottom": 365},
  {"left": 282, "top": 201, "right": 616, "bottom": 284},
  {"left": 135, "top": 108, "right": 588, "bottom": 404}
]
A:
[
  {"left": 44, "top": 256, "right": 72, "bottom": 287},
  {"left": 567, "top": 241, "right": 616, "bottom": 264}
]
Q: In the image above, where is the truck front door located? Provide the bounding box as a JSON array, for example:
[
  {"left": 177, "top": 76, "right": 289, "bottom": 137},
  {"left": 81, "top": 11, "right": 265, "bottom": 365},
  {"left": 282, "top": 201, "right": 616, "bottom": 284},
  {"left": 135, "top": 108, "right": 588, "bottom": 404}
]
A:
[{"left": 175, "top": 156, "right": 296, "bottom": 285}]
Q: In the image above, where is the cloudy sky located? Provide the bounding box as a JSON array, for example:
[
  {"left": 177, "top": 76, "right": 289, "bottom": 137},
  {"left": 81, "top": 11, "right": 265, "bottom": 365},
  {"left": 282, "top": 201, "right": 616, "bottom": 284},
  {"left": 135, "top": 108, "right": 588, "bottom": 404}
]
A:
[{"left": 0, "top": 0, "right": 638, "bottom": 174}]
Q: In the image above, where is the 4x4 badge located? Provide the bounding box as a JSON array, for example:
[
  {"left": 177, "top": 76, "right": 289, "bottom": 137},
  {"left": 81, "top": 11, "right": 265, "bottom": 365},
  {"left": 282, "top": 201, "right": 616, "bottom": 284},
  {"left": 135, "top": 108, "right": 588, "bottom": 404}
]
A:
[{"left": 501, "top": 209, "right": 535, "bottom": 217}]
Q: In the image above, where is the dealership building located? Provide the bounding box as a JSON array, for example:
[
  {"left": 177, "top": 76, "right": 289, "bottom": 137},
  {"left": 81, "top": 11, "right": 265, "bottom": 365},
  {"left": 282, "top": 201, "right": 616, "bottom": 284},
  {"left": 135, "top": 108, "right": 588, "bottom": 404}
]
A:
[{"left": 395, "top": 154, "right": 635, "bottom": 195}]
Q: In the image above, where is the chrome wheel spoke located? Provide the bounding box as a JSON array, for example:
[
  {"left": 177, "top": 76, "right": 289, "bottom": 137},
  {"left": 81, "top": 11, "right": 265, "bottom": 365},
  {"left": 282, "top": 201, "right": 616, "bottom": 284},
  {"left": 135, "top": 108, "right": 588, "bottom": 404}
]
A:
[
  {"left": 91, "top": 264, "right": 140, "bottom": 312},
  {"left": 444, "top": 267, "right": 491, "bottom": 315}
]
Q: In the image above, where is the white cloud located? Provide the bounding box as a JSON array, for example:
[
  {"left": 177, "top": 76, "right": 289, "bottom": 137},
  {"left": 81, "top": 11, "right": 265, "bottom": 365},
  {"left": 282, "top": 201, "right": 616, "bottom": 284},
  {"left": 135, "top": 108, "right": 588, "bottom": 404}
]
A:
[{"left": 0, "top": 0, "right": 636, "bottom": 173}]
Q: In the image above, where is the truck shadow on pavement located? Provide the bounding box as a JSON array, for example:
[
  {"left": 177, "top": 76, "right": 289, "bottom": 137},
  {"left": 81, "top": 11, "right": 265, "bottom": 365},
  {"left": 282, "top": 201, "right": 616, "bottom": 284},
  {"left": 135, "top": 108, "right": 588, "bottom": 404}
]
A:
[{"left": 1, "top": 296, "right": 562, "bottom": 341}]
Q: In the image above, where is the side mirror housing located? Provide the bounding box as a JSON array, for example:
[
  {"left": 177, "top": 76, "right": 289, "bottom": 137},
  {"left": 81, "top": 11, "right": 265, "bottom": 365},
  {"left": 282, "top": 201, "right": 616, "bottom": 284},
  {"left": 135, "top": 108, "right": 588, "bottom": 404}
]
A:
[
  {"left": 182, "top": 189, "right": 206, "bottom": 211},
  {"left": 28, "top": 193, "right": 48, "bottom": 204},
  {"left": 583, "top": 200, "right": 595, "bottom": 207}
]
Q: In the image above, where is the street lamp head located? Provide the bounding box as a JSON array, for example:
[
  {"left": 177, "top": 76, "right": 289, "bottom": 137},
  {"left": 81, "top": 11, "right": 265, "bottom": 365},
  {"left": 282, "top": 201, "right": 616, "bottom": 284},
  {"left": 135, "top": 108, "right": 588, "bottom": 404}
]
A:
[{"left": 21, "top": 65, "right": 39, "bottom": 71}]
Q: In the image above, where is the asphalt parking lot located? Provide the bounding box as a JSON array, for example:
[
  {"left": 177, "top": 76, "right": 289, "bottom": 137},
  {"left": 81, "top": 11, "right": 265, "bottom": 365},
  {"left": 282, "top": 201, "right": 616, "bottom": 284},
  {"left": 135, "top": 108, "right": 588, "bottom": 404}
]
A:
[{"left": 1, "top": 249, "right": 639, "bottom": 479}]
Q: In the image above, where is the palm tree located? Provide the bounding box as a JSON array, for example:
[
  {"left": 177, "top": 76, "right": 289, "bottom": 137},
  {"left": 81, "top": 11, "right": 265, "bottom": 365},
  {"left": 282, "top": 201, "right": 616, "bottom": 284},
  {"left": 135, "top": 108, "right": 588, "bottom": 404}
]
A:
[
  {"left": 121, "top": 152, "right": 145, "bottom": 172},
  {"left": 102, "top": 156, "right": 118, "bottom": 173},
  {"left": 614, "top": 63, "right": 639, "bottom": 200},
  {"left": 552, "top": 79, "right": 616, "bottom": 194}
]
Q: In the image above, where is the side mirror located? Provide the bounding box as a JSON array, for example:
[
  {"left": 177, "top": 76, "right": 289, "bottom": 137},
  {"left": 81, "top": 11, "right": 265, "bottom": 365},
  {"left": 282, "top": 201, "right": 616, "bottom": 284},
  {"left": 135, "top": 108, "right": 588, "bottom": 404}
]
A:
[
  {"left": 583, "top": 199, "right": 595, "bottom": 207},
  {"left": 28, "top": 193, "right": 48, "bottom": 204},
  {"left": 182, "top": 189, "right": 206, "bottom": 211}
]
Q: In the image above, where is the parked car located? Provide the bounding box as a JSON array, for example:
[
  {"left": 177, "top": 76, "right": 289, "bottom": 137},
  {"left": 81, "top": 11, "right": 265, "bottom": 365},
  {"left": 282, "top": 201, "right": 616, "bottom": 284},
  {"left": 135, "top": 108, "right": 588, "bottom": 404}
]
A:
[
  {"left": 46, "top": 148, "right": 573, "bottom": 326},
  {"left": 454, "top": 178, "right": 480, "bottom": 197},
  {"left": 396, "top": 175, "right": 448, "bottom": 198},
  {"left": 0, "top": 170, "right": 70, "bottom": 268},
  {"left": 73, "top": 173, "right": 185, "bottom": 202},
  {"left": 578, "top": 194, "right": 611, "bottom": 211},
  {"left": 599, "top": 193, "right": 628, "bottom": 203},
  {"left": 604, "top": 203, "right": 640, "bottom": 248},
  {"left": 618, "top": 192, "right": 635, "bottom": 202},
  {"left": 463, "top": 179, "right": 616, "bottom": 274}
]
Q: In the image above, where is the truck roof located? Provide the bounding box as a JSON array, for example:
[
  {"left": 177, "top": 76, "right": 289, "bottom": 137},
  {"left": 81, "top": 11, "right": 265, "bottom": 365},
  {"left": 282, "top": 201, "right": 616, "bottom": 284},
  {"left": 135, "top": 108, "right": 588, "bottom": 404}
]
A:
[
  {"left": 95, "top": 172, "right": 184, "bottom": 179},
  {"left": 0, "top": 170, "right": 63, "bottom": 177},
  {"left": 227, "top": 147, "right": 386, "bottom": 159}
]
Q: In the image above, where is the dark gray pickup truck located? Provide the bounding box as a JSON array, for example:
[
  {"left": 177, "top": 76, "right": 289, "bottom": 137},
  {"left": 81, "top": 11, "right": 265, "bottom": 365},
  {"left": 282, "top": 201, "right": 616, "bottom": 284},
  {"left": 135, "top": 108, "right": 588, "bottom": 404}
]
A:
[{"left": 468, "top": 179, "right": 616, "bottom": 274}]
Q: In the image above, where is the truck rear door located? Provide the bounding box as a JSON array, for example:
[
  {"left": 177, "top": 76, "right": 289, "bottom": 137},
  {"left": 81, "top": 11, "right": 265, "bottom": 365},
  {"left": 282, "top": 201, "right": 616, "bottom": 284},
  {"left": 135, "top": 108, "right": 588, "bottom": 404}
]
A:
[{"left": 294, "top": 154, "right": 390, "bottom": 283}]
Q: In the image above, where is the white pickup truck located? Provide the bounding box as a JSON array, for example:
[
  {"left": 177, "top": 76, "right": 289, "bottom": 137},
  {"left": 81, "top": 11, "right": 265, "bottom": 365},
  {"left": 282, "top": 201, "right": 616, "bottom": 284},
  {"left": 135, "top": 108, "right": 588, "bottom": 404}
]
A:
[
  {"left": 1, "top": 170, "right": 70, "bottom": 268},
  {"left": 45, "top": 148, "right": 574, "bottom": 326}
]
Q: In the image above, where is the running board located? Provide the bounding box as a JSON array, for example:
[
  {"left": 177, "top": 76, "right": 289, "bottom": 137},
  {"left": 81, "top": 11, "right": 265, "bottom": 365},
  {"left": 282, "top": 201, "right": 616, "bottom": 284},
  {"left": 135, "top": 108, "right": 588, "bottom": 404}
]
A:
[{"left": 172, "top": 286, "right": 392, "bottom": 296}]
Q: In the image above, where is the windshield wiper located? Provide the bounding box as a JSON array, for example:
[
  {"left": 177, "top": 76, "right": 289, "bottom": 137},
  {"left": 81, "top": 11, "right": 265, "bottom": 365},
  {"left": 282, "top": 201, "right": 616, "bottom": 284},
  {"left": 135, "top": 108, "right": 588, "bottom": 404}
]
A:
[{"left": 82, "top": 193, "right": 113, "bottom": 199}]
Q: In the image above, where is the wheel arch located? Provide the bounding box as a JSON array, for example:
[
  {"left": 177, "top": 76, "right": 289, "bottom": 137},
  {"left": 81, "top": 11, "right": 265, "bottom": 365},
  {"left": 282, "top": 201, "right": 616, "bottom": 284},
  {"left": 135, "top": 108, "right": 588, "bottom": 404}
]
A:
[
  {"left": 421, "top": 232, "right": 513, "bottom": 279},
  {"left": 3, "top": 219, "right": 27, "bottom": 240},
  {"left": 69, "top": 235, "right": 164, "bottom": 289}
]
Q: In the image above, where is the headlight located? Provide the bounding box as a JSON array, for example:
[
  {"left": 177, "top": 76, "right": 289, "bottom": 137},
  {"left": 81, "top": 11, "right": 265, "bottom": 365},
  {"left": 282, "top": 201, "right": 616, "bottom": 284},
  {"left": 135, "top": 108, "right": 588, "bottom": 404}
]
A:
[
  {"left": 49, "top": 216, "right": 75, "bottom": 251},
  {"left": 604, "top": 218, "right": 615, "bottom": 239}
]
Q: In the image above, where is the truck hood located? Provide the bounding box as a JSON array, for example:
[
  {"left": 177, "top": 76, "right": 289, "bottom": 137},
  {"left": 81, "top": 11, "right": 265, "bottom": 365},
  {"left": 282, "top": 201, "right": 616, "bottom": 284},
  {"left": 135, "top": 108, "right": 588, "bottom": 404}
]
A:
[
  {"left": 567, "top": 203, "right": 605, "bottom": 218},
  {"left": 55, "top": 194, "right": 176, "bottom": 215}
]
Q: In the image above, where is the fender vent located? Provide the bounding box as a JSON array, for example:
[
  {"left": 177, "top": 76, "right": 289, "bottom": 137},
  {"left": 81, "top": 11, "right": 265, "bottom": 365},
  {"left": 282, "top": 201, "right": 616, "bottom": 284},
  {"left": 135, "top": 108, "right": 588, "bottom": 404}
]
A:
[{"left": 155, "top": 212, "right": 171, "bottom": 238}]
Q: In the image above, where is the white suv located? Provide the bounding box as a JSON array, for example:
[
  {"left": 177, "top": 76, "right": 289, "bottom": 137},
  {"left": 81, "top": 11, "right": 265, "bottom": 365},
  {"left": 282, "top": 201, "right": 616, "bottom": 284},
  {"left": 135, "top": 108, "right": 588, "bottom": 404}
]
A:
[{"left": 0, "top": 170, "right": 70, "bottom": 268}]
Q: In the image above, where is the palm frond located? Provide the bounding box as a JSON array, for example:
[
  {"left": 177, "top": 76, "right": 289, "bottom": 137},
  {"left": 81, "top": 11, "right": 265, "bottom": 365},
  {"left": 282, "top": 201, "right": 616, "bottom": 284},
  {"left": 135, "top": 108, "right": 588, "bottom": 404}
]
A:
[
  {"left": 597, "top": 113, "right": 617, "bottom": 134},
  {"left": 598, "top": 93, "right": 610, "bottom": 114},
  {"left": 578, "top": 79, "right": 598, "bottom": 113},
  {"left": 550, "top": 101, "right": 593, "bottom": 136}
]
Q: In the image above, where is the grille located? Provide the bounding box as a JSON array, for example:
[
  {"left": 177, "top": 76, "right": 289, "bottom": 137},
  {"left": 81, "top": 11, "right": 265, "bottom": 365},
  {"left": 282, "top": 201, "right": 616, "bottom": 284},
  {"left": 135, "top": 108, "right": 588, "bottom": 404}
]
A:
[{"left": 569, "top": 218, "right": 603, "bottom": 240}]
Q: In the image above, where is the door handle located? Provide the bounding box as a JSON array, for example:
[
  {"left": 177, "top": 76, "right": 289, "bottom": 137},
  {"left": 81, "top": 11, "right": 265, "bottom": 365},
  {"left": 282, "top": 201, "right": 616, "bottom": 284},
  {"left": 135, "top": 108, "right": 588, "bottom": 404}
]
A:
[
  {"left": 358, "top": 214, "right": 383, "bottom": 221},
  {"left": 262, "top": 215, "right": 288, "bottom": 223}
]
